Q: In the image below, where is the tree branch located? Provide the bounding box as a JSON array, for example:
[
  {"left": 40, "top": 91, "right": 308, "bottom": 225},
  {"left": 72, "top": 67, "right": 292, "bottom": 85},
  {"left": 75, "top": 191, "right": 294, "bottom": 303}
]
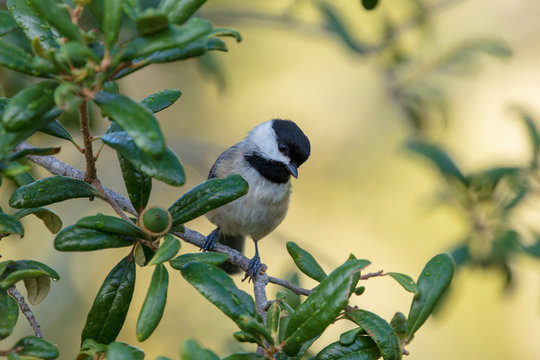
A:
[
  {"left": 79, "top": 101, "right": 97, "bottom": 183},
  {"left": 8, "top": 285, "right": 43, "bottom": 338}
]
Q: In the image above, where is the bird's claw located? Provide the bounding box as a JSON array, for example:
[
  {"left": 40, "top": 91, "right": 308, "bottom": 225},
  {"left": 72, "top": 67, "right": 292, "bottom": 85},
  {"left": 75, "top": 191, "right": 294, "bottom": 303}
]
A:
[
  {"left": 202, "top": 228, "right": 219, "bottom": 252},
  {"left": 242, "top": 255, "right": 266, "bottom": 282}
]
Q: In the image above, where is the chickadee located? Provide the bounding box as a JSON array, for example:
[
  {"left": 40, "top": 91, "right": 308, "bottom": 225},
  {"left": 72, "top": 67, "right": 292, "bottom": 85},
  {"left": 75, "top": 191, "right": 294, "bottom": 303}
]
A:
[{"left": 202, "top": 119, "right": 311, "bottom": 281}]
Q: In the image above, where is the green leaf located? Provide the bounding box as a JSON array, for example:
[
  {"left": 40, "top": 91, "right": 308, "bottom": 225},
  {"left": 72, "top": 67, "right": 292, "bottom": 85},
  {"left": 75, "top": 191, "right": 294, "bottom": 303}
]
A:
[
  {"left": 136, "top": 264, "right": 168, "bottom": 341},
  {"left": 282, "top": 259, "right": 370, "bottom": 356},
  {"left": 107, "top": 342, "right": 135, "bottom": 360},
  {"left": 2, "top": 81, "right": 58, "bottom": 131},
  {"left": 9, "top": 175, "right": 99, "bottom": 208},
  {"left": 347, "top": 309, "right": 401, "bottom": 360},
  {"left": 314, "top": 335, "right": 380, "bottom": 360},
  {"left": 0, "top": 213, "right": 24, "bottom": 237},
  {"left": 121, "top": 18, "right": 212, "bottom": 61},
  {"left": 386, "top": 272, "right": 419, "bottom": 295},
  {"left": 102, "top": 131, "right": 185, "bottom": 186},
  {"left": 103, "top": 0, "right": 122, "bottom": 50},
  {"left": 169, "top": 252, "right": 229, "bottom": 269},
  {"left": 361, "top": 0, "right": 379, "bottom": 10},
  {"left": 11, "top": 260, "right": 59, "bottom": 280},
  {"left": 514, "top": 107, "right": 540, "bottom": 167},
  {"left": 6, "top": 0, "right": 58, "bottom": 49},
  {"left": 7, "top": 146, "right": 60, "bottom": 162},
  {"left": 180, "top": 262, "right": 271, "bottom": 342},
  {"left": 286, "top": 241, "right": 327, "bottom": 282},
  {"left": 0, "top": 261, "right": 57, "bottom": 289},
  {"left": 406, "top": 140, "right": 467, "bottom": 185},
  {"left": 82, "top": 256, "right": 136, "bottom": 344},
  {"left": 13, "top": 336, "right": 59, "bottom": 359},
  {"left": 0, "top": 39, "right": 40, "bottom": 76},
  {"left": 27, "top": 0, "right": 83, "bottom": 42},
  {"left": 161, "top": 0, "right": 207, "bottom": 25},
  {"left": 123, "top": 0, "right": 141, "bottom": 22},
  {"left": 180, "top": 339, "right": 219, "bottom": 360},
  {"left": 0, "top": 10, "right": 18, "bottom": 35},
  {"left": 54, "top": 225, "right": 136, "bottom": 251},
  {"left": 94, "top": 92, "right": 165, "bottom": 158},
  {"left": 77, "top": 213, "right": 147, "bottom": 239},
  {"left": 168, "top": 175, "right": 248, "bottom": 226},
  {"left": 14, "top": 207, "right": 62, "bottom": 234},
  {"left": 266, "top": 301, "right": 280, "bottom": 339},
  {"left": 118, "top": 152, "right": 152, "bottom": 212},
  {"left": 149, "top": 234, "right": 180, "bottom": 265},
  {"left": 140, "top": 89, "right": 182, "bottom": 113},
  {"left": 389, "top": 312, "right": 407, "bottom": 336},
  {"left": 0, "top": 290, "right": 18, "bottom": 340},
  {"left": 23, "top": 275, "right": 50, "bottom": 305},
  {"left": 405, "top": 253, "right": 455, "bottom": 340},
  {"left": 135, "top": 9, "right": 169, "bottom": 36}
]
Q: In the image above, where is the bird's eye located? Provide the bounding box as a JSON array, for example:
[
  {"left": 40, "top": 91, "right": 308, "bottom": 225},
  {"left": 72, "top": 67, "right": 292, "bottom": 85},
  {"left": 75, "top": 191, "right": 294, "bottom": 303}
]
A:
[{"left": 278, "top": 142, "right": 288, "bottom": 153}]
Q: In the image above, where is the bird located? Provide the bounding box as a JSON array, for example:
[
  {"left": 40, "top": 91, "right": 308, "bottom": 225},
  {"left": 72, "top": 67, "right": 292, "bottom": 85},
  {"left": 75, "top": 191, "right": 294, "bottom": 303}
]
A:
[{"left": 201, "top": 119, "right": 311, "bottom": 281}]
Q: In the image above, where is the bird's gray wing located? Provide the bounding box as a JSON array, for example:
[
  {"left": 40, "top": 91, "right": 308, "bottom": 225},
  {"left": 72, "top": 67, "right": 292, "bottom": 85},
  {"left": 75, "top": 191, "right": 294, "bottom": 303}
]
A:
[{"left": 208, "top": 143, "right": 242, "bottom": 179}]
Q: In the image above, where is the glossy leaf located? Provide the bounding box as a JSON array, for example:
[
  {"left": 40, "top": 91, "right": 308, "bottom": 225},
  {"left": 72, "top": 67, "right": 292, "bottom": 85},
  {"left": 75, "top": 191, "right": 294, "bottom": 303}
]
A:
[
  {"left": 169, "top": 252, "right": 229, "bottom": 269},
  {"left": 0, "top": 39, "right": 40, "bottom": 76},
  {"left": 0, "top": 108, "right": 61, "bottom": 156},
  {"left": 6, "top": 0, "right": 57, "bottom": 49},
  {"left": 266, "top": 301, "right": 280, "bottom": 339},
  {"left": 77, "top": 213, "right": 147, "bottom": 239},
  {"left": 0, "top": 10, "right": 17, "bottom": 35},
  {"left": 168, "top": 175, "right": 248, "bottom": 226},
  {"left": 407, "top": 141, "right": 467, "bottom": 185},
  {"left": 103, "top": 0, "right": 122, "bottom": 50},
  {"left": 118, "top": 152, "right": 152, "bottom": 212},
  {"left": 94, "top": 92, "right": 165, "bottom": 158},
  {"left": 102, "top": 131, "right": 185, "bottom": 186},
  {"left": 54, "top": 225, "right": 135, "bottom": 251},
  {"left": 286, "top": 241, "right": 327, "bottom": 282},
  {"left": 82, "top": 256, "right": 136, "bottom": 344},
  {"left": 14, "top": 207, "right": 62, "bottom": 234},
  {"left": 2, "top": 81, "right": 58, "bottom": 131},
  {"left": 0, "top": 213, "right": 24, "bottom": 237},
  {"left": 386, "top": 272, "right": 419, "bottom": 295},
  {"left": 347, "top": 309, "right": 401, "bottom": 360},
  {"left": 314, "top": 335, "right": 380, "bottom": 360},
  {"left": 121, "top": 18, "right": 212, "bottom": 61},
  {"left": 107, "top": 342, "right": 135, "bottom": 360},
  {"left": 163, "top": 0, "right": 207, "bottom": 25},
  {"left": 23, "top": 275, "right": 50, "bottom": 305},
  {"left": 7, "top": 146, "right": 60, "bottom": 162},
  {"left": 0, "top": 259, "right": 59, "bottom": 289},
  {"left": 149, "top": 234, "right": 180, "bottom": 265},
  {"left": 180, "top": 262, "right": 271, "bottom": 342},
  {"left": 282, "top": 259, "right": 370, "bottom": 356},
  {"left": 405, "top": 253, "right": 455, "bottom": 340},
  {"left": 0, "top": 290, "right": 18, "bottom": 340},
  {"left": 135, "top": 9, "right": 168, "bottom": 36},
  {"left": 0, "top": 269, "right": 50, "bottom": 289},
  {"left": 136, "top": 264, "right": 168, "bottom": 341},
  {"left": 140, "top": 89, "right": 182, "bottom": 113},
  {"left": 27, "top": 0, "right": 83, "bottom": 42},
  {"left": 13, "top": 336, "right": 59, "bottom": 359},
  {"left": 13, "top": 260, "right": 59, "bottom": 280},
  {"left": 9, "top": 175, "right": 99, "bottom": 208},
  {"left": 180, "top": 339, "right": 219, "bottom": 360}
]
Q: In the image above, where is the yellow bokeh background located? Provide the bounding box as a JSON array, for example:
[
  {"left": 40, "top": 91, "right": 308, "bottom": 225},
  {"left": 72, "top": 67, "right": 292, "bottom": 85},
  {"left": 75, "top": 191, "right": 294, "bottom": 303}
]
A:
[{"left": 2, "top": 0, "right": 540, "bottom": 359}]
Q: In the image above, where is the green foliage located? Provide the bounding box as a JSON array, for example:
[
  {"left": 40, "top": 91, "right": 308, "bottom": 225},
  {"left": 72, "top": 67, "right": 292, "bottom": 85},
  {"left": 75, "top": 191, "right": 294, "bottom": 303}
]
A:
[{"left": 0, "top": 1, "right": 458, "bottom": 359}]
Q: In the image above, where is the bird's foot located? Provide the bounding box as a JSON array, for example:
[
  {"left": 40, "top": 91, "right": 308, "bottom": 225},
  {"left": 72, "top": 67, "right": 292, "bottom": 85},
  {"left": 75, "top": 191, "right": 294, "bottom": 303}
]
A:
[
  {"left": 242, "top": 254, "right": 267, "bottom": 282},
  {"left": 202, "top": 228, "right": 219, "bottom": 252}
]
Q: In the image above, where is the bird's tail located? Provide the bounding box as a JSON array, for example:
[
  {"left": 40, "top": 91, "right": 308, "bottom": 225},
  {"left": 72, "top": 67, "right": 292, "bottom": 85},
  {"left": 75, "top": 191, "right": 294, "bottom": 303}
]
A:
[{"left": 219, "top": 234, "right": 245, "bottom": 274}]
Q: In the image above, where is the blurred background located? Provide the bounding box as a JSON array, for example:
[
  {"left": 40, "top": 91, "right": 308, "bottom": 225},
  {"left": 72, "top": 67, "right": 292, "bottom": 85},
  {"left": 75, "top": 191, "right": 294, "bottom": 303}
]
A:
[{"left": 3, "top": 0, "right": 540, "bottom": 358}]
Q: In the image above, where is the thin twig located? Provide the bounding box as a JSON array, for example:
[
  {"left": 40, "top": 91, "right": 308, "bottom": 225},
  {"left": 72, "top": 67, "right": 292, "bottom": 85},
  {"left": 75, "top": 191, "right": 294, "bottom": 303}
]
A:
[
  {"left": 8, "top": 285, "right": 43, "bottom": 338},
  {"left": 93, "top": 180, "right": 132, "bottom": 222},
  {"left": 79, "top": 100, "right": 97, "bottom": 183},
  {"left": 267, "top": 276, "right": 312, "bottom": 296},
  {"left": 360, "top": 270, "right": 385, "bottom": 280}
]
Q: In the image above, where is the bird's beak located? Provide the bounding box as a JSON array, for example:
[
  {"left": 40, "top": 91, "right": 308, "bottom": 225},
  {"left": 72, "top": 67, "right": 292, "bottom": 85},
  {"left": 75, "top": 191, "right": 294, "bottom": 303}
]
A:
[{"left": 286, "top": 163, "right": 298, "bottom": 178}]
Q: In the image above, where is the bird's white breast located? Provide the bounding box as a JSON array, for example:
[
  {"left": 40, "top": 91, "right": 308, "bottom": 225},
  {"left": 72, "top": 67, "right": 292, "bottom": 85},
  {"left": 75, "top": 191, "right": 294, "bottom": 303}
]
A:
[{"left": 206, "top": 164, "right": 292, "bottom": 241}]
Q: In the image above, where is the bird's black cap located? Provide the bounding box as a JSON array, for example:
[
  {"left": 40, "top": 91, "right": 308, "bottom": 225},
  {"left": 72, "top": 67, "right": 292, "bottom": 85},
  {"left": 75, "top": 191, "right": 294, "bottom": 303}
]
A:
[{"left": 272, "top": 119, "right": 311, "bottom": 167}]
